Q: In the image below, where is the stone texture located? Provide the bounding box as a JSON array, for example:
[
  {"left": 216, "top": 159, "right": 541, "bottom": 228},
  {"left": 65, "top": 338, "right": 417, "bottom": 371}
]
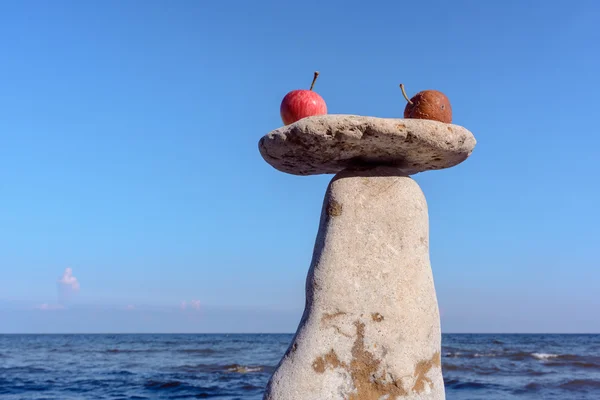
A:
[
  {"left": 258, "top": 114, "right": 475, "bottom": 176},
  {"left": 263, "top": 167, "right": 444, "bottom": 400}
]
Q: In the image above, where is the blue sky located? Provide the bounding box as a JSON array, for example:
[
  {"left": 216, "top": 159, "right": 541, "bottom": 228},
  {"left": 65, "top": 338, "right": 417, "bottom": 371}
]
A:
[{"left": 1, "top": 1, "right": 599, "bottom": 333}]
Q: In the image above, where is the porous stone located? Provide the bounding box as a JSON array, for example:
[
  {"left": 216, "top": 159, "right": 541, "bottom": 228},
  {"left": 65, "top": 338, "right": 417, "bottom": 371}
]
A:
[
  {"left": 263, "top": 167, "right": 444, "bottom": 400},
  {"left": 258, "top": 114, "right": 475, "bottom": 176}
]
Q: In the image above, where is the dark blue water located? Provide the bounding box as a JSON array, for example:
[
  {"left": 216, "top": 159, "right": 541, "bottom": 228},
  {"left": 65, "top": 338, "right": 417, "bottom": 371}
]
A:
[{"left": 0, "top": 334, "right": 599, "bottom": 399}]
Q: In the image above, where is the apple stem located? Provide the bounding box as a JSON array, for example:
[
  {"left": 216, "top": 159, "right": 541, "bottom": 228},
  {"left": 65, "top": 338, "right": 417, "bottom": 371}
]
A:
[
  {"left": 310, "top": 71, "right": 320, "bottom": 91},
  {"left": 400, "top": 84, "right": 413, "bottom": 105}
]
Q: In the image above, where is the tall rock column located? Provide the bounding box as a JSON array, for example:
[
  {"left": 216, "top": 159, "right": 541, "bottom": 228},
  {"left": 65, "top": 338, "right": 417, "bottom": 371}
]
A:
[{"left": 259, "top": 115, "right": 476, "bottom": 400}]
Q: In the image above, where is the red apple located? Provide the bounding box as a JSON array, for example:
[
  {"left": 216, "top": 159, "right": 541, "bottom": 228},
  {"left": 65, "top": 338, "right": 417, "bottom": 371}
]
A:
[{"left": 280, "top": 71, "right": 327, "bottom": 125}]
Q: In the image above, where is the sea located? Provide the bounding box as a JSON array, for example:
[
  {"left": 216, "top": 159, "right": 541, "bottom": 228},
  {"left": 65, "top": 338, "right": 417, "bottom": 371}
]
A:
[{"left": 1, "top": 334, "right": 599, "bottom": 400}]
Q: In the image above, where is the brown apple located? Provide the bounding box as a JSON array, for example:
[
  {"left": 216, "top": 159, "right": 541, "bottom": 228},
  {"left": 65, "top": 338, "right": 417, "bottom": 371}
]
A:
[{"left": 400, "top": 84, "right": 452, "bottom": 124}]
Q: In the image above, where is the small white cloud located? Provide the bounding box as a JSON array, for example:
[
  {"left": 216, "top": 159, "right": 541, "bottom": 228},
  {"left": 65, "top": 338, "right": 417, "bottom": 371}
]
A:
[
  {"left": 180, "top": 300, "right": 200, "bottom": 311},
  {"left": 35, "top": 303, "right": 64, "bottom": 311},
  {"left": 58, "top": 268, "right": 80, "bottom": 291},
  {"left": 125, "top": 304, "right": 135, "bottom": 311},
  {"left": 57, "top": 267, "right": 80, "bottom": 304}
]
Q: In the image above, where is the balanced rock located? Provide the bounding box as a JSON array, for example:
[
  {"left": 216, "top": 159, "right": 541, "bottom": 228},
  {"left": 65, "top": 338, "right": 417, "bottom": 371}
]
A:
[
  {"left": 259, "top": 114, "right": 475, "bottom": 176},
  {"left": 259, "top": 114, "right": 476, "bottom": 400}
]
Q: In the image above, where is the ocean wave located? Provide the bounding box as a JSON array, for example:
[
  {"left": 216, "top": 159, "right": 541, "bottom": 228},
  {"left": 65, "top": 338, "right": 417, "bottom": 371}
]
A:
[
  {"left": 443, "top": 363, "right": 502, "bottom": 375},
  {"left": 67, "top": 378, "right": 114, "bottom": 389},
  {"left": 533, "top": 353, "right": 600, "bottom": 369},
  {"left": 178, "top": 348, "right": 218, "bottom": 354},
  {"left": 143, "top": 380, "right": 225, "bottom": 396},
  {"left": 444, "top": 351, "right": 464, "bottom": 358},
  {"left": 173, "top": 363, "right": 223, "bottom": 373},
  {"left": 532, "top": 352, "right": 559, "bottom": 360},
  {"left": 445, "top": 378, "right": 496, "bottom": 390},
  {"left": 524, "top": 382, "right": 543, "bottom": 390},
  {"left": 103, "top": 348, "right": 217, "bottom": 355},
  {"left": 0, "top": 366, "right": 48, "bottom": 374},
  {"left": 240, "top": 383, "right": 262, "bottom": 390},
  {"left": 506, "top": 351, "right": 533, "bottom": 361},
  {"left": 445, "top": 350, "right": 600, "bottom": 374},
  {"left": 522, "top": 379, "right": 600, "bottom": 393},
  {"left": 445, "top": 351, "right": 502, "bottom": 359},
  {"left": 173, "top": 363, "right": 273, "bottom": 374},
  {"left": 559, "top": 379, "right": 600, "bottom": 390},
  {"left": 542, "top": 353, "right": 576, "bottom": 362},
  {"left": 521, "top": 368, "right": 548, "bottom": 376},
  {"left": 104, "top": 349, "right": 160, "bottom": 354},
  {"left": 225, "top": 364, "right": 263, "bottom": 373},
  {"left": 444, "top": 350, "right": 597, "bottom": 365},
  {"left": 442, "top": 363, "right": 464, "bottom": 371},
  {"left": 547, "top": 360, "right": 600, "bottom": 369},
  {"left": 144, "top": 380, "right": 182, "bottom": 389},
  {"left": 108, "top": 370, "right": 135, "bottom": 376}
]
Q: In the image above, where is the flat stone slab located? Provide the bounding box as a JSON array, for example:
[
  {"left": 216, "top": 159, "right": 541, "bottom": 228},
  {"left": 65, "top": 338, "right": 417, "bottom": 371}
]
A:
[{"left": 258, "top": 114, "right": 476, "bottom": 175}]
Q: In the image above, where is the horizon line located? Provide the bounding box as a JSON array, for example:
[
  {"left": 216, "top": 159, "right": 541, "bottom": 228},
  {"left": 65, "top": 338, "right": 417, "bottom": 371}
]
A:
[{"left": 1, "top": 332, "right": 598, "bottom": 335}]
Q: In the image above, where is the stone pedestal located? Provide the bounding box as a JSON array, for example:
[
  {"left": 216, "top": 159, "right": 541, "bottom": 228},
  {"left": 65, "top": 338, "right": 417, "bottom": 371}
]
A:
[
  {"left": 265, "top": 167, "right": 443, "bottom": 399},
  {"left": 258, "top": 115, "right": 476, "bottom": 400}
]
